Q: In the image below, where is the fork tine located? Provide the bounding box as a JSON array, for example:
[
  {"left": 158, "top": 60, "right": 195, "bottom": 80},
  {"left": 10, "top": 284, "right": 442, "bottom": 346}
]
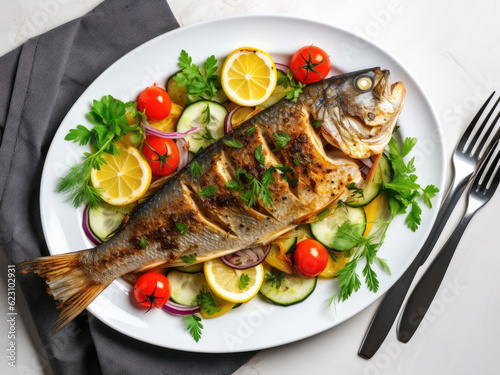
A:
[
  {"left": 472, "top": 140, "right": 500, "bottom": 194},
  {"left": 458, "top": 92, "right": 495, "bottom": 151},
  {"left": 471, "top": 103, "right": 500, "bottom": 158},
  {"left": 461, "top": 93, "right": 499, "bottom": 154}
]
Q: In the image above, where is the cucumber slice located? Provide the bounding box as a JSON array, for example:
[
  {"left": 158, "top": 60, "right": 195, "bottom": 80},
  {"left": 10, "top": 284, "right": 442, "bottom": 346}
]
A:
[
  {"left": 258, "top": 69, "right": 287, "bottom": 108},
  {"left": 278, "top": 234, "right": 297, "bottom": 254},
  {"left": 167, "top": 270, "right": 208, "bottom": 306},
  {"left": 346, "top": 154, "right": 391, "bottom": 207},
  {"left": 174, "top": 263, "right": 203, "bottom": 274},
  {"left": 379, "top": 153, "right": 393, "bottom": 183},
  {"left": 176, "top": 100, "right": 228, "bottom": 153},
  {"left": 88, "top": 203, "right": 134, "bottom": 241},
  {"left": 294, "top": 224, "right": 312, "bottom": 243},
  {"left": 260, "top": 272, "right": 316, "bottom": 306},
  {"left": 166, "top": 73, "right": 187, "bottom": 107},
  {"left": 310, "top": 204, "right": 366, "bottom": 251}
]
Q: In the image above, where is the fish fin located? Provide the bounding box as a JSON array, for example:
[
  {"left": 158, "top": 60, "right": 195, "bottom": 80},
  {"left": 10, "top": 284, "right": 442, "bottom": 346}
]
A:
[{"left": 17, "top": 250, "right": 107, "bottom": 334}]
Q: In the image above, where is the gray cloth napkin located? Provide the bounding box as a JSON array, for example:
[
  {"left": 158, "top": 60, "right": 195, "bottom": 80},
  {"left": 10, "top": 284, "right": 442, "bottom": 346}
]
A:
[{"left": 0, "top": 0, "right": 255, "bottom": 373}]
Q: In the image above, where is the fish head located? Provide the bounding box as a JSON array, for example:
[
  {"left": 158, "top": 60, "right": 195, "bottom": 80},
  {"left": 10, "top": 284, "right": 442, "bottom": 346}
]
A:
[{"left": 318, "top": 67, "right": 406, "bottom": 159}]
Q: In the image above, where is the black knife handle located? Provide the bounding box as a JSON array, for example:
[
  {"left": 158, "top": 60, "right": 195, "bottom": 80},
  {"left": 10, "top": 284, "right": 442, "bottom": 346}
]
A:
[
  {"left": 397, "top": 215, "right": 472, "bottom": 342},
  {"left": 358, "top": 251, "right": 423, "bottom": 359},
  {"left": 419, "top": 176, "right": 469, "bottom": 265}
]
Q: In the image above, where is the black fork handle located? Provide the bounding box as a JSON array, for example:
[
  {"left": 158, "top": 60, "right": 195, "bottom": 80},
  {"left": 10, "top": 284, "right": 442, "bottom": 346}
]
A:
[{"left": 397, "top": 214, "right": 473, "bottom": 342}]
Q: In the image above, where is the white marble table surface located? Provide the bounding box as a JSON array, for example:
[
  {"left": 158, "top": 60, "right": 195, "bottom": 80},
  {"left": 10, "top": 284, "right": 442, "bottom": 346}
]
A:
[{"left": 1, "top": 0, "right": 499, "bottom": 374}]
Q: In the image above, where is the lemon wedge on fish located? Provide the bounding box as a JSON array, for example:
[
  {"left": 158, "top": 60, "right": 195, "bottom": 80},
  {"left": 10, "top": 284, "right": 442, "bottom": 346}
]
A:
[
  {"left": 204, "top": 258, "right": 264, "bottom": 303},
  {"left": 90, "top": 146, "right": 151, "bottom": 206},
  {"left": 221, "top": 47, "right": 277, "bottom": 107}
]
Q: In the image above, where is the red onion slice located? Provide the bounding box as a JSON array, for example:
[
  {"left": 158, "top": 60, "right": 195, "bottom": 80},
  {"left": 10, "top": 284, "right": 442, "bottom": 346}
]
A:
[
  {"left": 360, "top": 157, "right": 373, "bottom": 168},
  {"left": 82, "top": 205, "right": 102, "bottom": 246},
  {"left": 221, "top": 245, "right": 271, "bottom": 270},
  {"left": 162, "top": 299, "right": 200, "bottom": 316},
  {"left": 176, "top": 138, "right": 189, "bottom": 171},
  {"left": 275, "top": 63, "right": 290, "bottom": 72},
  {"left": 224, "top": 105, "right": 242, "bottom": 134},
  {"left": 141, "top": 120, "right": 199, "bottom": 139}
]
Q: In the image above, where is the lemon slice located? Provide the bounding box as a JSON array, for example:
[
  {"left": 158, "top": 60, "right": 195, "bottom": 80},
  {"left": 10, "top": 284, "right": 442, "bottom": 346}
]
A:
[
  {"left": 90, "top": 146, "right": 152, "bottom": 206},
  {"left": 148, "top": 103, "right": 183, "bottom": 133},
  {"left": 221, "top": 47, "right": 277, "bottom": 106},
  {"left": 204, "top": 258, "right": 264, "bottom": 303}
]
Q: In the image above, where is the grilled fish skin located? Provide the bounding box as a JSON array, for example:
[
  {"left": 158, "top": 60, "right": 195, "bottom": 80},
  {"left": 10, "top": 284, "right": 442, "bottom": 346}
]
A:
[{"left": 17, "top": 67, "right": 405, "bottom": 332}]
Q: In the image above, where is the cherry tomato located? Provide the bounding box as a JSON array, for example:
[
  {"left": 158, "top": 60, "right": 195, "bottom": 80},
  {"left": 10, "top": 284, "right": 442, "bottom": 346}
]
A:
[
  {"left": 141, "top": 135, "right": 180, "bottom": 176},
  {"left": 290, "top": 45, "right": 331, "bottom": 84},
  {"left": 293, "top": 239, "right": 329, "bottom": 277},
  {"left": 137, "top": 84, "right": 172, "bottom": 121},
  {"left": 133, "top": 272, "right": 171, "bottom": 311}
]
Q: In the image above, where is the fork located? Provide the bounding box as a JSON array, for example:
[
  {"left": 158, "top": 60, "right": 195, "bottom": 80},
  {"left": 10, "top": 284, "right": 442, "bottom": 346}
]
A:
[
  {"left": 397, "top": 140, "right": 500, "bottom": 341},
  {"left": 358, "top": 92, "right": 500, "bottom": 359}
]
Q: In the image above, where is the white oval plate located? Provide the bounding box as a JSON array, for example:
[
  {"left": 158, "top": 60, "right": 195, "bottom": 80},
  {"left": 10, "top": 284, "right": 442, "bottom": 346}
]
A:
[{"left": 40, "top": 15, "right": 446, "bottom": 353}]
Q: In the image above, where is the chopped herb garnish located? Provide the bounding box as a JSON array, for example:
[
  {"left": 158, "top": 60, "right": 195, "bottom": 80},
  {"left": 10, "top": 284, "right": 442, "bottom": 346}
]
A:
[
  {"left": 312, "top": 120, "right": 323, "bottom": 129},
  {"left": 293, "top": 157, "right": 300, "bottom": 166},
  {"left": 272, "top": 131, "right": 290, "bottom": 152},
  {"left": 139, "top": 237, "right": 148, "bottom": 249},
  {"left": 175, "top": 222, "right": 189, "bottom": 235},
  {"left": 196, "top": 290, "right": 221, "bottom": 315},
  {"left": 244, "top": 126, "right": 256, "bottom": 135},
  {"left": 184, "top": 314, "right": 203, "bottom": 342},
  {"left": 264, "top": 270, "right": 286, "bottom": 289},
  {"left": 190, "top": 161, "right": 202, "bottom": 178},
  {"left": 317, "top": 208, "right": 330, "bottom": 221},
  {"left": 255, "top": 145, "right": 265, "bottom": 165},
  {"left": 200, "top": 126, "right": 216, "bottom": 142},
  {"left": 238, "top": 273, "right": 250, "bottom": 290},
  {"left": 198, "top": 185, "right": 217, "bottom": 199},
  {"left": 223, "top": 139, "right": 244, "bottom": 148},
  {"left": 202, "top": 104, "right": 211, "bottom": 124},
  {"left": 180, "top": 254, "right": 197, "bottom": 264},
  {"left": 277, "top": 69, "right": 306, "bottom": 102},
  {"left": 225, "top": 168, "right": 273, "bottom": 207}
]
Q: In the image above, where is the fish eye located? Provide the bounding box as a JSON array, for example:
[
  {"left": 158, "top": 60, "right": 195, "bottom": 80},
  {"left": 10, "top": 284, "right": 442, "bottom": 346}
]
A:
[{"left": 353, "top": 74, "right": 374, "bottom": 92}]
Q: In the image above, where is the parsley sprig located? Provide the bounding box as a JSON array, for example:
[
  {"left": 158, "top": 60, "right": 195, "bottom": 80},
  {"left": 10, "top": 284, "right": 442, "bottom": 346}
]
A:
[
  {"left": 328, "top": 134, "right": 439, "bottom": 304},
  {"left": 330, "top": 221, "right": 391, "bottom": 303},
  {"left": 225, "top": 168, "right": 274, "bottom": 207},
  {"left": 276, "top": 69, "right": 306, "bottom": 102},
  {"left": 184, "top": 315, "right": 203, "bottom": 342},
  {"left": 173, "top": 50, "right": 221, "bottom": 103},
  {"left": 56, "top": 96, "right": 143, "bottom": 208},
  {"left": 383, "top": 137, "right": 439, "bottom": 231}
]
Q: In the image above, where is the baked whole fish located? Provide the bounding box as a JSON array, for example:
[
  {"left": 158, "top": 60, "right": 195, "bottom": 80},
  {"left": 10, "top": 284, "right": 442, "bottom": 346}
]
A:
[{"left": 18, "top": 67, "right": 405, "bottom": 332}]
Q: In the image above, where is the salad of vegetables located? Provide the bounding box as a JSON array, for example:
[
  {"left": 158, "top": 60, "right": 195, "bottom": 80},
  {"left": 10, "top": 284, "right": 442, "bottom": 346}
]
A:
[{"left": 57, "top": 45, "right": 438, "bottom": 342}]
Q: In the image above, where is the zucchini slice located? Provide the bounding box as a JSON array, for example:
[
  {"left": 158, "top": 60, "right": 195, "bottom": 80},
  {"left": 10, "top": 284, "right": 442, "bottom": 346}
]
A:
[
  {"left": 88, "top": 203, "right": 134, "bottom": 241},
  {"left": 310, "top": 204, "right": 366, "bottom": 251},
  {"left": 260, "top": 272, "right": 316, "bottom": 306},
  {"left": 167, "top": 270, "right": 207, "bottom": 306},
  {"left": 166, "top": 73, "right": 187, "bottom": 107},
  {"left": 346, "top": 154, "right": 392, "bottom": 207},
  {"left": 176, "top": 100, "right": 228, "bottom": 153},
  {"left": 173, "top": 263, "right": 203, "bottom": 274},
  {"left": 258, "top": 69, "right": 287, "bottom": 108}
]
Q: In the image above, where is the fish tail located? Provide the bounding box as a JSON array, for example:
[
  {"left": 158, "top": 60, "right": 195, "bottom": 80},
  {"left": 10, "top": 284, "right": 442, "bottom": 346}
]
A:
[{"left": 17, "top": 249, "right": 107, "bottom": 334}]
